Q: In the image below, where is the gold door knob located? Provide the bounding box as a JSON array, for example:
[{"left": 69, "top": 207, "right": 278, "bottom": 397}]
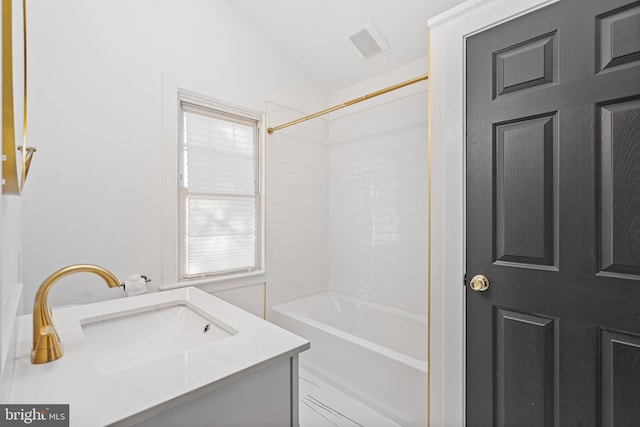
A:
[{"left": 470, "top": 275, "right": 489, "bottom": 292}]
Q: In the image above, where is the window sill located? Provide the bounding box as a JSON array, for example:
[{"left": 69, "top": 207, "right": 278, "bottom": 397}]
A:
[{"left": 160, "top": 270, "right": 266, "bottom": 293}]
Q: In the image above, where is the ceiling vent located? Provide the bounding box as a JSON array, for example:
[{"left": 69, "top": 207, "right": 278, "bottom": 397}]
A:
[{"left": 347, "top": 22, "right": 390, "bottom": 60}]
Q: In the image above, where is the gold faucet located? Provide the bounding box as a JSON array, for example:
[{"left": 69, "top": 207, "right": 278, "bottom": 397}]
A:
[{"left": 32, "top": 264, "right": 120, "bottom": 364}]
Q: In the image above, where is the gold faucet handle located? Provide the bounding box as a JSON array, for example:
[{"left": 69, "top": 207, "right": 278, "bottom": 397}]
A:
[{"left": 31, "top": 326, "right": 63, "bottom": 364}]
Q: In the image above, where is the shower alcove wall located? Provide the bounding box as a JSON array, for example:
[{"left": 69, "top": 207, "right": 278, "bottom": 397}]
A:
[{"left": 265, "top": 59, "right": 429, "bottom": 426}]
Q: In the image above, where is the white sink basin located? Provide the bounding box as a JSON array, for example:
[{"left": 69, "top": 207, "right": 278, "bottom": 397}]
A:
[
  {"left": 10, "top": 287, "right": 310, "bottom": 427},
  {"left": 81, "top": 303, "right": 236, "bottom": 374}
]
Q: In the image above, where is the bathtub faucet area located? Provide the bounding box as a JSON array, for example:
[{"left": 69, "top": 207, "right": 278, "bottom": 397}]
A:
[{"left": 31, "top": 264, "right": 120, "bottom": 364}]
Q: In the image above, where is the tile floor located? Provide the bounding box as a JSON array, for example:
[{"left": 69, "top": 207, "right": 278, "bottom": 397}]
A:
[{"left": 298, "top": 368, "right": 399, "bottom": 427}]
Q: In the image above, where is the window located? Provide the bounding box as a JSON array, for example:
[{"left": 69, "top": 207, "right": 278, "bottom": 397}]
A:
[{"left": 179, "top": 100, "right": 261, "bottom": 279}]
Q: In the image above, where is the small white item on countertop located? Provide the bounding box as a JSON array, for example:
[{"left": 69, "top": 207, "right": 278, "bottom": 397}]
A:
[{"left": 124, "top": 274, "right": 148, "bottom": 296}]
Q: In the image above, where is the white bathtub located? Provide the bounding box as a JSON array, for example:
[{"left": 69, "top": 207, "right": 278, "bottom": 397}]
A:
[{"left": 271, "top": 291, "right": 427, "bottom": 427}]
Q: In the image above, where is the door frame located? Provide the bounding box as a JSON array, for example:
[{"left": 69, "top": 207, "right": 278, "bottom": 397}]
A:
[{"left": 427, "top": 0, "right": 561, "bottom": 425}]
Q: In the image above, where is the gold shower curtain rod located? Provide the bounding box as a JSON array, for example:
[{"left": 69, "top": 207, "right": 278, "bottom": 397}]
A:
[{"left": 267, "top": 73, "right": 428, "bottom": 134}]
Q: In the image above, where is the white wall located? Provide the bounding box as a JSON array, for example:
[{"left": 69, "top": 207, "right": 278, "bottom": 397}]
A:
[
  {"left": 0, "top": 195, "right": 22, "bottom": 395},
  {"left": 1, "top": 197, "right": 21, "bottom": 308},
  {"left": 21, "top": 0, "right": 327, "bottom": 312},
  {"left": 265, "top": 103, "right": 330, "bottom": 310},
  {"left": 264, "top": 58, "right": 429, "bottom": 315},
  {"left": 327, "top": 58, "right": 428, "bottom": 314},
  {"left": 21, "top": 0, "right": 427, "bottom": 321}
]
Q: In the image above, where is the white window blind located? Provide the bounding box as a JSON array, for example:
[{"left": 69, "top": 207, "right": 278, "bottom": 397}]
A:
[{"left": 180, "top": 102, "right": 260, "bottom": 278}]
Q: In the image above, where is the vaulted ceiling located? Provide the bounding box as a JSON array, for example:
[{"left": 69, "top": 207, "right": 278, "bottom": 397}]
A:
[{"left": 228, "top": 0, "right": 467, "bottom": 93}]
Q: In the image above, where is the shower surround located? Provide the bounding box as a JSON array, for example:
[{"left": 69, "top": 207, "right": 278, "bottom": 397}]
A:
[{"left": 266, "top": 62, "right": 428, "bottom": 424}]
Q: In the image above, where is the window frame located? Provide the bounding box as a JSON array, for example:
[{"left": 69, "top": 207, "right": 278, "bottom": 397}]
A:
[
  {"left": 178, "top": 101, "right": 262, "bottom": 280},
  {"left": 162, "top": 79, "right": 266, "bottom": 291}
]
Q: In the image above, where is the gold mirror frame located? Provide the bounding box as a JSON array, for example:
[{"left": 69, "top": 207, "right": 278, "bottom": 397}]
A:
[{"left": 2, "top": 0, "right": 34, "bottom": 195}]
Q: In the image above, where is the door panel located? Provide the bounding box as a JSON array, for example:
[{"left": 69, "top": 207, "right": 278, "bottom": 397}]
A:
[
  {"left": 597, "top": 2, "right": 640, "bottom": 71},
  {"left": 494, "top": 309, "right": 557, "bottom": 427},
  {"left": 494, "top": 114, "right": 556, "bottom": 267},
  {"left": 494, "top": 32, "right": 557, "bottom": 97},
  {"left": 598, "top": 97, "right": 640, "bottom": 276},
  {"left": 466, "top": 0, "right": 640, "bottom": 425},
  {"left": 600, "top": 329, "right": 640, "bottom": 426}
]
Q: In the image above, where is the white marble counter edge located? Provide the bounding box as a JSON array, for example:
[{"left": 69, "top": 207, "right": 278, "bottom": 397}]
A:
[{"left": 9, "top": 287, "right": 310, "bottom": 427}]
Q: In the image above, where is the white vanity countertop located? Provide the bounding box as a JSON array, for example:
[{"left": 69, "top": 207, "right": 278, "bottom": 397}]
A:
[{"left": 7, "top": 287, "right": 309, "bottom": 427}]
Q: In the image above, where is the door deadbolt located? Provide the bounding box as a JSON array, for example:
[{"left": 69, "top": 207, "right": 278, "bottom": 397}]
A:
[{"left": 470, "top": 275, "right": 489, "bottom": 291}]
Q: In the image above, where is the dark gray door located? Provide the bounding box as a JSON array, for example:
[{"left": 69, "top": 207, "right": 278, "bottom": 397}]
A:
[{"left": 466, "top": 0, "right": 640, "bottom": 425}]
